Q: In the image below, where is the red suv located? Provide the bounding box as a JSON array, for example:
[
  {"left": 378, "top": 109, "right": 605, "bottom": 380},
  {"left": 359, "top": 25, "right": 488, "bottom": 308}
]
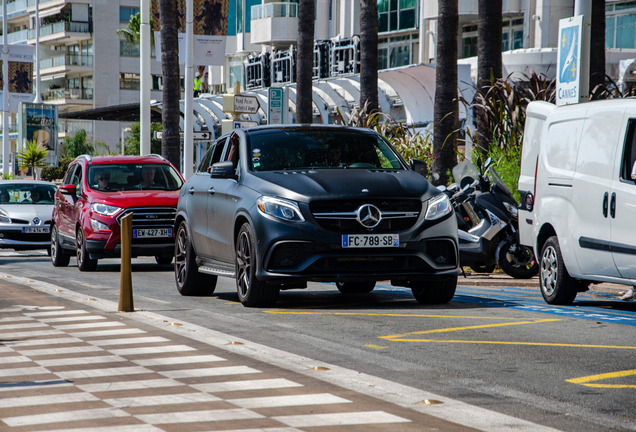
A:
[{"left": 51, "top": 154, "right": 184, "bottom": 271}]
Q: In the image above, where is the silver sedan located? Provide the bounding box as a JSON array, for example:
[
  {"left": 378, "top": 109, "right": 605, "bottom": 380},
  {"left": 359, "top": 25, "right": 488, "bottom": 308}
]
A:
[{"left": 0, "top": 180, "right": 57, "bottom": 252}]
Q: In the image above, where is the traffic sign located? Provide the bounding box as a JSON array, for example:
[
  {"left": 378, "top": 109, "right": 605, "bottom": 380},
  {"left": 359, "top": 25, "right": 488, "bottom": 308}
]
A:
[
  {"left": 233, "top": 120, "right": 259, "bottom": 129},
  {"left": 223, "top": 95, "right": 260, "bottom": 114},
  {"left": 154, "top": 131, "right": 212, "bottom": 140},
  {"left": 268, "top": 87, "right": 287, "bottom": 125}
]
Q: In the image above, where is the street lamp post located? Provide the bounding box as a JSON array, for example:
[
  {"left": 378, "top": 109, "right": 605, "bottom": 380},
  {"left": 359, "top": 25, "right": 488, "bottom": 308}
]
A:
[{"left": 121, "top": 127, "right": 131, "bottom": 155}]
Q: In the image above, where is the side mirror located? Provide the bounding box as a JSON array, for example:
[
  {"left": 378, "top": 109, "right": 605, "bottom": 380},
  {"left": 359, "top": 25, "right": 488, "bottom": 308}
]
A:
[
  {"left": 483, "top": 157, "right": 492, "bottom": 171},
  {"left": 410, "top": 159, "right": 428, "bottom": 177},
  {"left": 58, "top": 184, "right": 77, "bottom": 195},
  {"left": 210, "top": 161, "right": 236, "bottom": 179},
  {"left": 631, "top": 160, "right": 636, "bottom": 182}
]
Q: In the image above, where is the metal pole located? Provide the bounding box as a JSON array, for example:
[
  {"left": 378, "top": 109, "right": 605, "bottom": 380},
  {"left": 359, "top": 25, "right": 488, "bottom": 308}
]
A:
[
  {"left": 2, "top": 0, "right": 10, "bottom": 178},
  {"left": 183, "top": 0, "right": 194, "bottom": 179},
  {"left": 33, "top": 0, "right": 42, "bottom": 104},
  {"left": 574, "top": 0, "right": 591, "bottom": 101},
  {"left": 118, "top": 213, "right": 134, "bottom": 312},
  {"left": 140, "top": 0, "right": 151, "bottom": 155}
]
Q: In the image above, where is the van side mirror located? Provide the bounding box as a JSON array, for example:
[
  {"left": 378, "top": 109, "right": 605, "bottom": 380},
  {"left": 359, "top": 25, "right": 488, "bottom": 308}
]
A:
[
  {"left": 210, "top": 161, "right": 236, "bottom": 179},
  {"left": 410, "top": 159, "right": 428, "bottom": 177},
  {"left": 631, "top": 160, "right": 636, "bottom": 182}
]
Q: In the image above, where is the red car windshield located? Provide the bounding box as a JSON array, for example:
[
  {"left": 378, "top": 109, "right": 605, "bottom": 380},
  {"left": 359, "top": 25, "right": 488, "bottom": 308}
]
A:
[{"left": 87, "top": 163, "right": 183, "bottom": 191}]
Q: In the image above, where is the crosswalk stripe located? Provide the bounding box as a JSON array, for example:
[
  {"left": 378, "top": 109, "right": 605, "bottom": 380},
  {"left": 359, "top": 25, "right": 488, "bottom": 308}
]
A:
[
  {"left": 2, "top": 407, "right": 130, "bottom": 427},
  {"left": 33, "top": 426, "right": 165, "bottom": 432},
  {"left": 110, "top": 345, "right": 196, "bottom": 355},
  {"left": 133, "top": 354, "right": 225, "bottom": 366},
  {"left": 161, "top": 366, "right": 262, "bottom": 379},
  {"left": 134, "top": 408, "right": 264, "bottom": 424},
  {"left": 0, "top": 347, "right": 13, "bottom": 353},
  {"left": 17, "top": 346, "right": 103, "bottom": 356},
  {"left": 192, "top": 378, "right": 303, "bottom": 393},
  {"left": 76, "top": 379, "right": 184, "bottom": 393},
  {"left": 36, "top": 355, "right": 127, "bottom": 367},
  {"left": 53, "top": 322, "right": 126, "bottom": 330},
  {"left": 88, "top": 336, "right": 169, "bottom": 346},
  {"left": 0, "top": 317, "right": 34, "bottom": 323},
  {"left": 272, "top": 411, "right": 412, "bottom": 427},
  {"left": 209, "top": 428, "right": 303, "bottom": 432},
  {"left": 228, "top": 393, "right": 351, "bottom": 408},
  {"left": 39, "top": 316, "right": 107, "bottom": 323},
  {"left": 0, "top": 356, "right": 31, "bottom": 364},
  {"left": 0, "top": 323, "right": 46, "bottom": 330},
  {"left": 0, "top": 392, "right": 99, "bottom": 408},
  {"left": 55, "top": 366, "right": 153, "bottom": 379},
  {"left": 3, "top": 337, "right": 83, "bottom": 347},
  {"left": 69, "top": 328, "right": 145, "bottom": 337},
  {"left": 104, "top": 392, "right": 221, "bottom": 407},
  {"left": 0, "top": 366, "right": 50, "bottom": 377},
  {"left": 24, "top": 310, "right": 89, "bottom": 317},
  {"left": 0, "top": 380, "right": 72, "bottom": 392},
  {"left": 0, "top": 330, "right": 63, "bottom": 338}
]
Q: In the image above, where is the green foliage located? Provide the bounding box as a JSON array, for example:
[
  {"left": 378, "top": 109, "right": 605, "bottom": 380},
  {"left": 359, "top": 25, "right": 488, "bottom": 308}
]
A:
[
  {"left": 124, "top": 122, "right": 163, "bottom": 155},
  {"left": 60, "top": 129, "right": 110, "bottom": 158},
  {"left": 41, "top": 158, "right": 72, "bottom": 182},
  {"left": 488, "top": 145, "right": 521, "bottom": 202},
  {"left": 17, "top": 141, "right": 49, "bottom": 178},
  {"left": 2, "top": 172, "right": 15, "bottom": 180},
  {"left": 116, "top": 12, "right": 155, "bottom": 46}
]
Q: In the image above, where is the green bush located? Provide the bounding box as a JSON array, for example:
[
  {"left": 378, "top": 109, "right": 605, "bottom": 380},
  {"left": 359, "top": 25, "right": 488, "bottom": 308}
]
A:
[{"left": 41, "top": 158, "right": 72, "bottom": 182}]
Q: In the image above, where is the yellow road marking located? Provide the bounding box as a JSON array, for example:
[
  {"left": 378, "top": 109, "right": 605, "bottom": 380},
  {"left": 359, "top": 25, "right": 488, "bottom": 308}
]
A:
[
  {"left": 264, "top": 310, "right": 534, "bottom": 320},
  {"left": 567, "top": 369, "right": 636, "bottom": 388},
  {"left": 379, "top": 339, "right": 636, "bottom": 349},
  {"left": 365, "top": 344, "right": 388, "bottom": 349}
]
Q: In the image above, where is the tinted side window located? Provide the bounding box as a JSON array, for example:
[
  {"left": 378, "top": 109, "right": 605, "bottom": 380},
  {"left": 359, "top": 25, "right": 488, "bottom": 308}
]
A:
[
  {"left": 63, "top": 164, "right": 78, "bottom": 185},
  {"left": 211, "top": 137, "right": 227, "bottom": 165},
  {"left": 620, "top": 119, "right": 636, "bottom": 182},
  {"left": 198, "top": 143, "right": 216, "bottom": 173},
  {"left": 73, "top": 166, "right": 83, "bottom": 197}
]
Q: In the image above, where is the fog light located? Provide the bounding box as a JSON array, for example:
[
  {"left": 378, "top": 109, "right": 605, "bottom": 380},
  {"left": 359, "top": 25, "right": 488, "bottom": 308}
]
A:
[{"left": 90, "top": 219, "right": 110, "bottom": 232}]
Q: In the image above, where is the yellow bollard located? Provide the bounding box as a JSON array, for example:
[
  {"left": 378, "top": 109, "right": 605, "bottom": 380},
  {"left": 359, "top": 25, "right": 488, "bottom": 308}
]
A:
[{"left": 118, "top": 213, "right": 134, "bottom": 312}]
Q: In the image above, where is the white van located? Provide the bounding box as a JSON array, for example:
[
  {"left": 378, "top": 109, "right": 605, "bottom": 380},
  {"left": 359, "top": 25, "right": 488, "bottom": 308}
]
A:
[{"left": 518, "top": 98, "right": 636, "bottom": 304}]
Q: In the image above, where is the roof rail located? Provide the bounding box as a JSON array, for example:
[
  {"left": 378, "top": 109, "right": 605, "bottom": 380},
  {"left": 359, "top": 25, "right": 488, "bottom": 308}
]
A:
[
  {"left": 148, "top": 154, "right": 166, "bottom": 161},
  {"left": 74, "top": 154, "right": 92, "bottom": 162}
]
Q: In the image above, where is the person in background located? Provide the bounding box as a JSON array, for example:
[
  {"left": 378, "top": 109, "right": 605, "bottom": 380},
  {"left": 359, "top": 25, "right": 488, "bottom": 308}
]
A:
[
  {"left": 194, "top": 72, "right": 201, "bottom": 97},
  {"left": 201, "top": 72, "right": 210, "bottom": 94},
  {"left": 1, "top": 190, "right": 10, "bottom": 203}
]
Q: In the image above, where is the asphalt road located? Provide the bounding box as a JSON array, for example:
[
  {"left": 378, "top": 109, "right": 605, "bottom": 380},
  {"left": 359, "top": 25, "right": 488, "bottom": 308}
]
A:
[{"left": 2, "top": 250, "right": 636, "bottom": 432}]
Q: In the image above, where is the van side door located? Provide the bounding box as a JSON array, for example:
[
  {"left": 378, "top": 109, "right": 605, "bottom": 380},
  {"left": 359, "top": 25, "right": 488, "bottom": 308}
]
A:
[{"left": 609, "top": 117, "right": 636, "bottom": 279}]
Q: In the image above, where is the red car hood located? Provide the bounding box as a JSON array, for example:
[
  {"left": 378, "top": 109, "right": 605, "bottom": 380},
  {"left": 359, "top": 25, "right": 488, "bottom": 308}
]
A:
[{"left": 91, "top": 189, "right": 180, "bottom": 207}]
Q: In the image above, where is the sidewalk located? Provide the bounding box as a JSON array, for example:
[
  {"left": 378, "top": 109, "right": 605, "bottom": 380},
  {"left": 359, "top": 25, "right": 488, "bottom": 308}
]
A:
[{"left": 0, "top": 274, "right": 562, "bottom": 432}]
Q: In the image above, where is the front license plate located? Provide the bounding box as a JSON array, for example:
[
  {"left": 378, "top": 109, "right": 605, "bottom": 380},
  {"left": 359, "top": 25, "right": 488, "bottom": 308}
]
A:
[
  {"left": 22, "top": 226, "right": 50, "bottom": 234},
  {"left": 133, "top": 228, "right": 172, "bottom": 238},
  {"left": 342, "top": 234, "right": 399, "bottom": 248}
]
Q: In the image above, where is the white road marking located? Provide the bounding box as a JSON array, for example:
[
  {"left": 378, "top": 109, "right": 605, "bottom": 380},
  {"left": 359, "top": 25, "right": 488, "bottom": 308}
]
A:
[
  {"left": 134, "top": 408, "right": 264, "bottom": 424},
  {"left": 69, "top": 328, "right": 146, "bottom": 337},
  {"left": 77, "top": 379, "right": 185, "bottom": 393},
  {"left": 24, "top": 310, "right": 88, "bottom": 317},
  {"left": 0, "top": 366, "right": 50, "bottom": 377},
  {"left": 0, "top": 330, "right": 63, "bottom": 338},
  {"left": 0, "top": 322, "right": 48, "bottom": 330},
  {"left": 32, "top": 426, "right": 165, "bottom": 432},
  {"left": 2, "top": 407, "right": 130, "bottom": 427},
  {"left": 17, "top": 346, "right": 103, "bottom": 356},
  {"left": 110, "top": 345, "right": 196, "bottom": 355},
  {"left": 88, "top": 336, "right": 170, "bottom": 346},
  {"left": 161, "top": 366, "right": 262, "bottom": 379},
  {"left": 53, "top": 322, "right": 125, "bottom": 330},
  {"left": 210, "top": 429, "right": 303, "bottom": 432},
  {"left": 229, "top": 393, "right": 351, "bottom": 408},
  {"left": 0, "top": 317, "right": 34, "bottom": 322},
  {"left": 55, "top": 366, "right": 153, "bottom": 379},
  {"left": 192, "top": 378, "right": 303, "bottom": 393},
  {"left": 0, "top": 392, "right": 98, "bottom": 408},
  {"left": 133, "top": 354, "right": 225, "bottom": 366},
  {"left": 38, "top": 316, "right": 107, "bottom": 323},
  {"left": 104, "top": 392, "right": 221, "bottom": 408},
  {"left": 272, "top": 411, "right": 411, "bottom": 427},
  {"left": 0, "top": 355, "right": 31, "bottom": 363},
  {"left": 3, "top": 337, "right": 83, "bottom": 347},
  {"left": 0, "top": 380, "right": 72, "bottom": 392},
  {"left": 36, "top": 355, "right": 127, "bottom": 367}
]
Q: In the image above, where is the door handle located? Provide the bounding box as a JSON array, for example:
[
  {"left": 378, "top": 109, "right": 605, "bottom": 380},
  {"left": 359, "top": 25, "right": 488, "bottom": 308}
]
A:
[
  {"left": 602, "top": 192, "right": 608, "bottom": 218},
  {"left": 188, "top": 187, "right": 195, "bottom": 195},
  {"left": 610, "top": 192, "right": 616, "bottom": 219},
  {"left": 208, "top": 187, "right": 215, "bottom": 195}
]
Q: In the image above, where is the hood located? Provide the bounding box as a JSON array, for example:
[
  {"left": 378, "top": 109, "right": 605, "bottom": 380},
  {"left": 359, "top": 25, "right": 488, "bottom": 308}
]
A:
[
  {"left": 0, "top": 204, "right": 55, "bottom": 224},
  {"left": 89, "top": 189, "right": 180, "bottom": 207},
  {"left": 245, "top": 169, "right": 435, "bottom": 202}
]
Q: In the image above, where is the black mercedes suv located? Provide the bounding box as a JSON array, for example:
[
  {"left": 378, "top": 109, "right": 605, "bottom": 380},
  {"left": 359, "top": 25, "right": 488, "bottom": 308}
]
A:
[{"left": 174, "top": 125, "right": 459, "bottom": 307}]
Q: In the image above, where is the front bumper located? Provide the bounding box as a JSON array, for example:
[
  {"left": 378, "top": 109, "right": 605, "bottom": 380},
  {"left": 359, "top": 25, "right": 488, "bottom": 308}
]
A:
[
  {"left": 86, "top": 239, "right": 174, "bottom": 259},
  {"left": 0, "top": 227, "right": 51, "bottom": 250}
]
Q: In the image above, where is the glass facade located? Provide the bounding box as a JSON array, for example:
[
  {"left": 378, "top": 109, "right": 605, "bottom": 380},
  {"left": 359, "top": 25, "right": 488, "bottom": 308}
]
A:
[
  {"left": 120, "top": 6, "right": 140, "bottom": 23},
  {"left": 378, "top": 0, "right": 418, "bottom": 33},
  {"left": 606, "top": 2, "right": 636, "bottom": 49}
]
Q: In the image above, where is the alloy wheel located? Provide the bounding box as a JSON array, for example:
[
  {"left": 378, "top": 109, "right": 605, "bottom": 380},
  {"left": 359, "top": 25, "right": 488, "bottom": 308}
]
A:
[
  {"left": 175, "top": 226, "right": 188, "bottom": 287},
  {"left": 76, "top": 230, "right": 85, "bottom": 265},
  {"left": 540, "top": 245, "right": 558, "bottom": 296},
  {"left": 236, "top": 231, "right": 251, "bottom": 298}
]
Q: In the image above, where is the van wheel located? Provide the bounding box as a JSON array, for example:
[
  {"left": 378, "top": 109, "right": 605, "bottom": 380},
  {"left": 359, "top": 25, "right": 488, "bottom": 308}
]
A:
[
  {"left": 336, "top": 281, "right": 375, "bottom": 294},
  {"left": 174, "top": 221, "right": 217, "bottom": 296},
  {"left": 50, "top": 225, "right": 70, "bottom": 267},
  {"left": 76, "top": 228, "right": 97, "bottom": 271},
  {"left": 411, "top": 276, "right": 457, "bottom": 304},
  {"left": 539, "top": 236, "right": 578, "bottom": 305},
  {"left": 236, "top": 223, "right": 279, "bottom": 307}
]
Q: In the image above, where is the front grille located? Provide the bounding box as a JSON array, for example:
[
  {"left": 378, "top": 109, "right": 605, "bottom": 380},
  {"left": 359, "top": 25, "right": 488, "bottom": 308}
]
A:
[
  {"left": 411, "top": 239, "right": 457, "bottom": 267},
  {"left": 267, "top": 242, "right": 331, "bottom": 269},
  {"left": 308, "top": 256, "right": 431, "bottom": 273},
  {"left": 310, "top": 199, "right": 421, "bottom": 233},
  {"left": 116, "top": 207, "right": 176, "bottom": 229}
]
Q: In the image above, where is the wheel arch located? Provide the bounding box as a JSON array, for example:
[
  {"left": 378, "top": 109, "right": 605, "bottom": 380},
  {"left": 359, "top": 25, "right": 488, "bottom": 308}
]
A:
[{"left": 536, "top": 223, "right": 557, "bottom": 259}]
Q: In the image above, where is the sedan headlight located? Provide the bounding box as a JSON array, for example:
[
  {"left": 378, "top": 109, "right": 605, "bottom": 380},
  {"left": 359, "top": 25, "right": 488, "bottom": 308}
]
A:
[
  {"left": 503, "top": 201, "right": 518, "bottom": 216},
  {"left": 91, "top": 203, "right": 122, "bottom": 217},
  {"left": 257, "top": 196, "right": 305, "bottom": 222},
  {"left": 90, "top": 219, "right": 110, "bottom": 232},
  {"left": 0, "top": 209, "right": 10, "bottom": 223},
  {"left": 425, "top": 194, "right": 452, "bottom": 221}
]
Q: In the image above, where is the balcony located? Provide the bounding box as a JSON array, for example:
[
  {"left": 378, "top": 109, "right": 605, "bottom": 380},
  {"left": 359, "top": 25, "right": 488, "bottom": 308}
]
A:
[
  {"left": 28, "top": 20, "right": 92, "bottom": 45},
  {"left": 40, "top": 53, "right": 93, "bottom": 74},
  {"left": 41, "top": 88, "right": 93, "bottom": 106},
  {"left": 0, "top": 0, "right": 28, "bottom": 19},
  {"left": 250, "top": 3, "right": 298, "bottom": 48},
  {"left": 5, "top": 29, "right": 28, "bottom": 44}
]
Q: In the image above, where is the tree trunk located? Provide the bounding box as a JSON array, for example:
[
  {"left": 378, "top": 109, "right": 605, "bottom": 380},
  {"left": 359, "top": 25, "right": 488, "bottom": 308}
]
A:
[
  {"left": 589, "top": 0, "right": 606, "bottom": 94},
  {"left": 296, "top": 0, "right": 315, "bottom": 124},
  {"left": 432, "top": 0, "right": 458, "bottom": 186},
  {"left": 159, "top": 0, "right": 181, "bottom": 170},
  {"left": 360, "top": 0, "right": 379, "bottom": 113}
]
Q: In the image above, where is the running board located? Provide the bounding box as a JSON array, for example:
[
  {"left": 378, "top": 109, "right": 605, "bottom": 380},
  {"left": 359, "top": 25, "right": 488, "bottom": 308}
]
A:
[{"left": 198, "top": 266, "right": 236, "bottom": 278}]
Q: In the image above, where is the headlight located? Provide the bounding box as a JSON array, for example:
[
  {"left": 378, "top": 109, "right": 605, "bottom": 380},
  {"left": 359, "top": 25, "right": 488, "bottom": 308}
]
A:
[
  {"left": 0, "top": 209, "right": 10, "bottom": 223},
  {"left": 425, "top": 194, "right": 452, "bottom": 220},
  {"left": 257, "top": 196, "right": 305, "bottom": 222},
  {"left": 90, "top": 219, "right": 110, "bottom": 232},
  {"left": 91, "top": 203, "right": 122, "bottom": 217},
  {"left": 503, "top": 202, "right": 518, "bottom": 216}
]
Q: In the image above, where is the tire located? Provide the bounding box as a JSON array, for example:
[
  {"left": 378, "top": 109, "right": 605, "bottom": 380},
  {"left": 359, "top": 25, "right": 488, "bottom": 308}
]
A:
[
  {"left": 76, "top": 227, "right": 97, "bottom": 272},
  {"left": 498, "top": 240, "right": 539, "bottom": 279},
  {"left": 539, "top": 236, "right": 578, "bottom": 305},
  {"left": 336, "top": 281, "right": 375, "bottom": 294},
  {"left": 411, "top": 276, "right": 458, "bottom": 304},
  {"left": 236, "top": 223, "right": 279, "bottom": 307},
  {"left": 50, "top": 225, "right": 70, "bottom": 267},
  {"left": 469, "top": 263, "right": 496, "bottom": 273},
  {"left": 174, "top": 221, "right": 217, "bottom": 296},
  {"left": 155, "top": 255, "right": 173, "bottom": 265}
]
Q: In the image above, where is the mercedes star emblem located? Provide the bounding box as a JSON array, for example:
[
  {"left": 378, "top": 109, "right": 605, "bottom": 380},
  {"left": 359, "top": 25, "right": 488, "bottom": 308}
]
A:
[{"left": 356, "top": 204, "right": 382, "bottom": 228}]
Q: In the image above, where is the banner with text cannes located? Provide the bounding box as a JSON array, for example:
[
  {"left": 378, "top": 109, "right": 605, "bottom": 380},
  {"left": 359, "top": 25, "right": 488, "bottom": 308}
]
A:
[
  {"left": 0, "top": 45, "right": 35, "bottom": 113},
  {"left": 556, "top": 15, "right": 583, "bottom": 106},
  {"left": 152, "top": 0, "right": 228, "bottom": 66}
]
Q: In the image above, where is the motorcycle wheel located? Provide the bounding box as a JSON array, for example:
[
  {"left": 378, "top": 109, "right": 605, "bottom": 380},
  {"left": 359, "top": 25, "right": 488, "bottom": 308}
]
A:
[
  {"left": 498, "top": 240, "right": 539, "bottom": 279},
  {"left": 469, "top": 263, "right": 497, "bottom": 273}
]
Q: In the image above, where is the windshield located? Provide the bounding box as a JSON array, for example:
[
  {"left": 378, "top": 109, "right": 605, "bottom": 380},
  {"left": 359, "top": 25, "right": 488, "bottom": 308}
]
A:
[
  {"left": 0, "top": 184, "right": 56, "bottom": 205},
  {"left": 486, "top": 166, "right": 516, "bottom": 202},
  {"left": 452, "top": 159, "right": 480, "bottom": 187},
  {"left": 87, "top": 163, "right": 183, "bottom": 191},
  {"left": 247, "top": 129, "right": 405, "bottom": 172}
]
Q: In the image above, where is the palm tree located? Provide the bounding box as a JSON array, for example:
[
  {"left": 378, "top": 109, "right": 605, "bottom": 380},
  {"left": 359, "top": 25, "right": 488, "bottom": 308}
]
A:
[
  {"left": 590, "top": 0, "right": 605, "bottom": 93},
  {"left": 359, "top": 0, "right": 379, "bottom": 113},
  {"left": 432, "top": 0, "right": 459, "bottom": 186},
  {"left": 116, "top": 12, "right": 155, "bottom": 46},
  {"left": 296, "top": 0, "right": 315, "bottom": 123},
  {"left": 159, "top": 0, "right": 181, "bottom": 169},
  {"left": 59, "top": 129, "right": 109, "bottom": 158},
  {"left": 17, "top": 141, "right": 48, "bottom": 180}
]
